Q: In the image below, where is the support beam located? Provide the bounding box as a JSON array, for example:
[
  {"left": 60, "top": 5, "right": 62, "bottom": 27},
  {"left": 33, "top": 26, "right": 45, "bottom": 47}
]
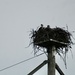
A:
[
  {"left": 28, "top": 60, "right": 65, "bottom": 75},
  {"left": 28, "top": 60, "right": 48, "bottom": 75},
  {"left": 56, "top": 63, "right": 65, "bottom": 75}
]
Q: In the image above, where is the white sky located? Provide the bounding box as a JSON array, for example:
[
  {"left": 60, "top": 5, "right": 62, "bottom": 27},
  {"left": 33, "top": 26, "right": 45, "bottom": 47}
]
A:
[{"left": 0, "top": 0, "right": 75, "bottom": 75}]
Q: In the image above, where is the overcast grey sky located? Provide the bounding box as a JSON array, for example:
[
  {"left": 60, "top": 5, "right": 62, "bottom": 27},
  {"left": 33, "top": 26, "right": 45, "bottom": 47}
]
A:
[{"left": 0, "top": 0, "right": 75, "bottom": 75}]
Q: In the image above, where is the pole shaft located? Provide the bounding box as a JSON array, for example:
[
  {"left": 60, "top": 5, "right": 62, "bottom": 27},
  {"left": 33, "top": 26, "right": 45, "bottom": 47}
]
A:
[{"left": 48, "top": 47, "right": 55, "bottom": 75}]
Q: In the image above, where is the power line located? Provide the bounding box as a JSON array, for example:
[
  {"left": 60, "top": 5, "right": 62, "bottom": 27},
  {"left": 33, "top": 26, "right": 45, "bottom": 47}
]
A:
[{"left": 0, "top": 53, "right": 44, "bottom": 72}]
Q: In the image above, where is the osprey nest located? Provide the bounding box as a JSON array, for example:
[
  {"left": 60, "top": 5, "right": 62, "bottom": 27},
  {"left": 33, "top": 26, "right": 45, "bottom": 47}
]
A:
[{"left": 30, "top": 24, "right": 73, "bottom": 55}]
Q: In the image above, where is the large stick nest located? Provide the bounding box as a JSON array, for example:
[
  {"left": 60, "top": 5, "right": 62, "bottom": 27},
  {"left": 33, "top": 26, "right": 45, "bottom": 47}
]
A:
[
  {"left": 30, "top": 24, "right": 74, "bottom": 68},
  {"left": 31, "top": 25, "right": 73, "bottom": 49}
]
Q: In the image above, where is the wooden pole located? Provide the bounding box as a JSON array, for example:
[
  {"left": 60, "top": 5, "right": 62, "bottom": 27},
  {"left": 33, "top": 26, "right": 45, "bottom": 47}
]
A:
[{"left": 47, "top": 46, "right": 55, "bottom": 75}]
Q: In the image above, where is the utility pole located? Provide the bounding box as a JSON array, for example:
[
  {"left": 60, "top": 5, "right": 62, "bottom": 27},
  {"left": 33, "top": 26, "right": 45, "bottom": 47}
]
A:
[
  {"left": 47, "top": 47, "right": 55, "bottom": 75},
  {"left": 28, "top": 41, "right": 65, "bottom": 75},
  {"left": 29, "top": 25, "right": 72, "bottom": 75}
]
